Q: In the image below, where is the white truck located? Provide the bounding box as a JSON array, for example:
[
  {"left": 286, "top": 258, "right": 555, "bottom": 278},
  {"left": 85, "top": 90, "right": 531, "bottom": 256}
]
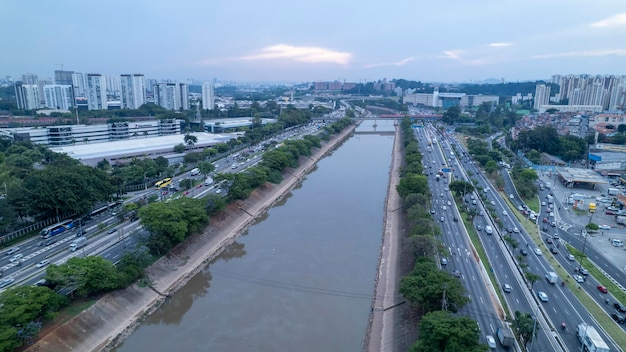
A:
[
  {"left": 546, "top": 194, "right": 554, "bottom": 204},
  {"left": 608, "top": 187, "right": 620, "bottom": 196},
  {"left": 69, "top": 237, "right": 87, "bottom": 251},
  {"left": 617, "top": 216, "right": 626, "bottom": 226},
  {"left": 485, "top": 226, "right": 493, "bottom": 235},
  {"left": 545, "top": 271, "right": 558, "bottom": 284},
  {"left": 576, "top": 323, "right": 609, "bottom": 352},
  {"left": 204, "top": 177, "right": 214, "bottom": 186}
]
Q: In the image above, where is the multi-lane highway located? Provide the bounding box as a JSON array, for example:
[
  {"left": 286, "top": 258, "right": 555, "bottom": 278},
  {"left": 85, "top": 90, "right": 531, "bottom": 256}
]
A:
[{"left": 433, "top": 126, "right": 622, "bottom": 351}]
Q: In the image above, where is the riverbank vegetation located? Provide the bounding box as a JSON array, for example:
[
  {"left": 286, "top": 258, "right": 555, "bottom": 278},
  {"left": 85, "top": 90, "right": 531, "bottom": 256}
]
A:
[{"left": 395, "top": 118, "right": 486, "bottom": 352}]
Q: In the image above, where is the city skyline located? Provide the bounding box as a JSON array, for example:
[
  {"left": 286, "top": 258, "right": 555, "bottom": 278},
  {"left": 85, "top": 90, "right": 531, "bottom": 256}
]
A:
[{"left": 2, "top": 0, "right": 626, "bottom": 83}]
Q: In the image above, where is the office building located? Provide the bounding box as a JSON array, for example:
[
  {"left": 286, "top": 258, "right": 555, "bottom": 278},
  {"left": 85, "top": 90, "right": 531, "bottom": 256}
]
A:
[
  {"left": 86, "top": 74, "right": 107, "bottom": 110},
  {"left": 534, "top": 84, "right": 551, "bottom": 110},
  {"left": 43, "top": 85, "right": 73, "bottom": 110},
  {"left": 202, "top": 82, "right": 214, "bottom": 110},
  {"left": 120, "top": 74, "right": 146, "bottom": 109}
]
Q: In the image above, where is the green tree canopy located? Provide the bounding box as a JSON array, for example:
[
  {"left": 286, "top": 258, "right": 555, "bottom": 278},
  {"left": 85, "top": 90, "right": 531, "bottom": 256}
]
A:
[{"left": 410, "top": 310, "right": 485, "bottom": 352}]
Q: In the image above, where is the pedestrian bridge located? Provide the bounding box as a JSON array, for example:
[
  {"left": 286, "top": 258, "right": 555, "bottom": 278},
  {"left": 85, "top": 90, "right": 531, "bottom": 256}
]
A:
[{"left": 312, "top": 113, "right": 442, "bottom": 121}]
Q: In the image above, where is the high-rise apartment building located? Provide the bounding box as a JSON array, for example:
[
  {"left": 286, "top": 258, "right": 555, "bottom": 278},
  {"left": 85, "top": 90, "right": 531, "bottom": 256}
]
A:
[
  {"left": 72, "top": 73, "right": 86, "bottom": 98},
  {"left": 43, "top": 85, "right": 74, "bottom": 110},
  {"left": 120, "top": 74, "right": 146, "bottom": 109},
  {"left": 154, "top": 82, "right": 188, "bottom": 110},
  {"left": 534, "top": 84, "right": 551, "bottom": 109},
  {"left": 86, "top": 74, "right": 107, "bottom": 110},
  {"left": 14, "top": 83, "right": 41, "bottom": 110},
  {"left": 21, "top": 73, "right": 39, "bottom": 85},
  {"left": 202, "top": 82, "right": 215, "bottom": 110},
  {"left": 106, "top": 75, "right": 121, "bottom": 98}
]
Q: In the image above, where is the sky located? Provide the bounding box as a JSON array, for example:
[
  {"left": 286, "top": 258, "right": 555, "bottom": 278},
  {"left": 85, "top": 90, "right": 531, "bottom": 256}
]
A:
[{"left": 2, "top": 0, "right": 626, "bottom": 83}]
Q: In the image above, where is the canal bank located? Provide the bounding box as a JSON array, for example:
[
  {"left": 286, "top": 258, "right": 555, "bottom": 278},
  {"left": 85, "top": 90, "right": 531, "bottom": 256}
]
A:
[{"left": 26, "top": 123, "right": 359, "bottom": 352}]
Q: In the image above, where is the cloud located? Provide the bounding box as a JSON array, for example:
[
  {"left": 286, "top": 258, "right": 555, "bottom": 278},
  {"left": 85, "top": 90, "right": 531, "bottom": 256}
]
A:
[
  {"left": 489, "top": 42, "right": 512, "bottom": 47},
  {"left": 363, "top": 57, "right": 415, "bottom": 68},
  {"left": 440, "top": 50, "right": 464, "bottom": 60},
  {"left": 531, "top": 48, "right": 626, "bottom": 59},
  {"left": 241, "top": 44, "right": 351, "bottom": 64},
  {"left": 590, "top": 12, "right": 626, "bottom": 28}
]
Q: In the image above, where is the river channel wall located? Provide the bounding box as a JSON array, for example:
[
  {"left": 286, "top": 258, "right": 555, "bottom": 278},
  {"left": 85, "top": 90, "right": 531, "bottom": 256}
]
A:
[{"left": 26, "top": 122, "right": 360, "bottom": 352}]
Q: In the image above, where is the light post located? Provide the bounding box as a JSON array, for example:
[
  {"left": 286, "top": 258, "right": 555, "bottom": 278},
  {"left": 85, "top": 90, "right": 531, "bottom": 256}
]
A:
[
  {"left": 577, "top": 213, "right": 594, "bottom": 274},
  {"left": 529, "top": 313, "right": 538, "bottom": 352}
]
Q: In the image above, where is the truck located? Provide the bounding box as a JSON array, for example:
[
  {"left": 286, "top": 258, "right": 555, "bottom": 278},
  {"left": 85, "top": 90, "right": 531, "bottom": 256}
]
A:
[
  {"left": 589, "top": 203, "right": 596, "bottom": 213},
  {"left": 190, "top": 168, "right": 200, "bottom": 176},
  {"left": 204, "top": 177, "right": 214, "bottom": 186},
  {"left": 546, "top": 194, "right": 554, "bottom": 204},
  {"left": 617, "top": 216, "right": 626, "bottom": 226},
  {"left": 496, "top": 327, "right": 515, "bottom": 347},
  {"left": 545, "top": 271, "right": 558, "bottom": 284},
  {"left": 608, "top": 187, "right": 620, "bottom": 196},
  {"left": 485, "top": 226, "right": 494, "bottom": 235},
  {"left": 545, "top": 181, "right": 552, "bottom": 189},
  {"left": 435, "top": 174, "right": 440, "bottom": 182},
  {"left": 576, "top": 323, "right": 610, "bottom": 352},
  {"left": 69, "top": 237, "right": 87, "bottom": 251}
]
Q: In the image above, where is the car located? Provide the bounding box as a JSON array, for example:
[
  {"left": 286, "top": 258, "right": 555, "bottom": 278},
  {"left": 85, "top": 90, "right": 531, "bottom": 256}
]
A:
[
  {"left": 36, "top": 259, "right": 50, "bottom": 268},
  {"left": 490, "top": 200, "right": 495, "bottom": 205},
  {"left": 231, "top": 164, "right": 238, "bottom": 169},
  {"left": 615, "top": 303, "right": 626, "bottom": 313},
  {"left": 597, "top": 285, "right": 608, "bottom": 293},
  {"left": 534, "top": 248, "right": 542, "bottom": 256},
  {"left": 598, "top": 225, "right": 611, "bottom": 230},
  {"left": 568, "top": 254, "right": 576, "bottom": 261},
  {"left": 611, "top": 312, "right": 626, "bottom": 324},
  {"left": 502, "top": 284, "right": 512, "bottom": 293},
  {"left": 452, "top": 270, "right": 461, "bottom": 278},
  {"left": 486, "top": 335, "right": 497, "bottom": 349},
  {"left": 5, "top": 247, "right": 20, "bottom": 256},
  {"left": 518, "top": 205, "right": 524, "bottom": 211},
  {"left": 552, "top": 233, "right": 559, "bottom": 239},
  {"left": 215, "top": 189, "right": 222, "bottom": 194},
  {"left": 502, "top": 211, "right": 508, "bottom": 216},
  {"left": 541, "top": 226, "right": 548, "bottom": 232},
  {"left": 440, "top": 217, "right": 445, "bottom": 222},
  {"left": 476, "top": 225, "right": 482, "bottom": 231},
  {"left": 506, "top": 227, "right": 513, "bottom": 233},
  {"left": 578, "top": 268, "right": 589, "bottom": 276},
  {"left": 440, "top": 193, "right": 444, "bottom": 197},
  {"left": 551, "top": 222, "right": 556, "bottom": 227},
  {"left": 196, "top": 184, "right": 203, "bottom": 188},
  {"left": 107, "top": 228, "right": 118, "bottom": 234},
  {"left": 440, "top": 258, "right": 448, "bottom": 266},
  {"left": 447, "top": 201, "right": 452, "bottom": 206},
  {"left": 541, "top": 201, "right": 547, "bottom": 206},
  {"left": 537, "top": 291, "right": 549, "bottom": 302},
  {"left": 605, "top": 210, "right": 616, "bottom": 215},
  {"left": 444, "top": 187, "right": 449, "bottom": 191},
  {"left": 479, "top": 211, "right": 484, "bottom": 216},
  {"left": 546, "top": 237, "right": 553, "bottom": 244},
  {"left": 513, "top": 227, "right": 519, "bottom": 233},
  {"left": 607, "top": 206, "right": 619, "bottom": 211},
  {"left": 521, "top": 249, "right": 529, "bottom": 256},
  {"left": 0, "top": 277, "right": 15, "bottom": 288},
  {"left": 509, "top": 194, "right": 514, "bottom": 199},
  {"left": 550, "top": 247, "right": 558, "bottom": 254},
  {"left": 9, "top": 254, "right": 23, "bottom": 262},
  {"left": 453, "top": 217, "right": 458, "bottom": 222},
  {"left": 573, "top": 275, "right": 585, "bottom": 283},
  {"left": 542, "top": 218, "right": 548, "bottom": 223},
  {"left": 430, "top": 209, "right": 436, "bottom": 215}
]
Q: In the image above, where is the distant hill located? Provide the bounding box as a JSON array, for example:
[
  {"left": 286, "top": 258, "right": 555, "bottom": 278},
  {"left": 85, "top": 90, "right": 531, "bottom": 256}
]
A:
[{"left": 480, "top": 78, "right": 501, "bottom": 84}]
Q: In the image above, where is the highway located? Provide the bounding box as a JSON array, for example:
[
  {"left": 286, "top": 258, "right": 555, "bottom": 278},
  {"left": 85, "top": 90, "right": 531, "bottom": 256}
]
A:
[
  {"left": 416, "top": 126, "right": 517, "bottom": 351},
  {"left": 442, "top": 128, "right": 622, "bottom": 351}
]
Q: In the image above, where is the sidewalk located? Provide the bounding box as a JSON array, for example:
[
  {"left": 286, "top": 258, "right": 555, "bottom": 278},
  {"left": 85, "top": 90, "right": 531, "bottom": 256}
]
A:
[{"left": 26, "top": 123, "right": 358, "bottom": 352}]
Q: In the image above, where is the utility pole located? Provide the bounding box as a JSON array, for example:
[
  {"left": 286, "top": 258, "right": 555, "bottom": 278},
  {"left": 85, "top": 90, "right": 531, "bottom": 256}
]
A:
[{"left": 441, "top": 284, "right": 448, "bottom": 311}]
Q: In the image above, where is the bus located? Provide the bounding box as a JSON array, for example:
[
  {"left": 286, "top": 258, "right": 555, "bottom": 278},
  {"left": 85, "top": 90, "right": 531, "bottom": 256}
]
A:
[
  {"left": 154, "top": 178, "right": 172, "bottom": 189},
  {"left": 159, "top": 179, "right": 173, "bottom": 190},
  {"left": 40, "top": 219, "right": 74, "bottom": 239}
]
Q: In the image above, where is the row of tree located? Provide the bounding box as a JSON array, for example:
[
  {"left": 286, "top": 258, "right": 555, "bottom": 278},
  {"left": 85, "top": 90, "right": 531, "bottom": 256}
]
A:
[
  {"left": 510, "top": 125, "right": 587, "bottom": 162},
  {"left": 396, "top": 118, "right": 486, "bottom": 351}
]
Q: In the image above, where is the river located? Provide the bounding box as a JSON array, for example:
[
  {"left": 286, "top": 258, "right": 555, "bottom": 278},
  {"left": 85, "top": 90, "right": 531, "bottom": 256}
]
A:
[{"left": 114, "top": 120, "right": 395, "bottom": 352}]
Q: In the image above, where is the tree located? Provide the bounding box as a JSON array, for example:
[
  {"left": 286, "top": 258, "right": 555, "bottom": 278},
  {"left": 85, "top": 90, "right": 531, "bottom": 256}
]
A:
[
  {"left": 618, "top": 124, "right": 626, "bottom": 134},
  {"left": 442, "top": 105, "right": 461, "bottom": 125},
  {"left": 525, "top": 272, "right": 540, "bottom": 289},
  {"left": 511, "top": 311, "right": 537, "bottom": 347},
  {"left": 449, "top": 180, "right": 474, "bottom": 197},
  {"left": 174, "top": 143, "right": 186, "bottom": 153},
  {"left": 396, "top": 174, "right": 428, "bottom": 199},
  {"left": 45, "top": 256, "right": 121, "bottom": 297},
  {"left": 410, "top": 311, "right": 485, "bottom": 352},
  {"left": 196, "top": 161, "right": 216, "bottom": 176},
  {"left": 484, "top": 160, "right": 498, "bottom": 174},
  {"left": 184, "top": 134, "right": 198, "bottom": 150}
]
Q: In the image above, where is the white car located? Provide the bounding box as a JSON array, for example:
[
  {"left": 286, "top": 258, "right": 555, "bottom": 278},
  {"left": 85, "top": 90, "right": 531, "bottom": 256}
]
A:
[
  {"left": 534, "top": 248, "right": 542, "bottom": 256},
  {"left": 509, "top": 194, "right": 514, "bottom": 199},
  {"left": 36, "top": 259, "right": 50, "bottom": 268},
  {"left": 513, "top": 227, "right": 519, "bottom": 233},
  {"left": 9, "top": 254, "right": 23, "bottom": 263},
  {"left": 502, "top": 284, "right": 512, "bottom": 293},
  {"left": 567, "top": 254, "right": 575, "bottom": 261},
  {"left": 537, "top": 291, "right": 549, "bottom": 302},
  {"left": 573, "top": 275, "right": 585, "bottom": 283},
  {"left": 0, "top": 277, "right": 15, "bottom": 288},
  {"left": 502, "top": 210, "right": 508, "bottom": 216},
  {"left": 486, "top": 335, "right": 497, "bottom": 349},
  {"left": 598, "top": 225, "right": 611, "bottom": 230}
]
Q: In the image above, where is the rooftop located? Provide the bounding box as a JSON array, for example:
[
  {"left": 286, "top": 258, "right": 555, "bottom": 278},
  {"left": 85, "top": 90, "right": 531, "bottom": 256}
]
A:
[{"left": 556, "top": 167, "right": 608, "bottom": 184}]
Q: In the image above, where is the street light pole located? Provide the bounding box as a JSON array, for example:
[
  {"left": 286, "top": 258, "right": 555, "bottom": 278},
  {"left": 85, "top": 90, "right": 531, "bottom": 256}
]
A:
[{"left": 578, "top": 213, "right": 594, "bottom": 274}]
